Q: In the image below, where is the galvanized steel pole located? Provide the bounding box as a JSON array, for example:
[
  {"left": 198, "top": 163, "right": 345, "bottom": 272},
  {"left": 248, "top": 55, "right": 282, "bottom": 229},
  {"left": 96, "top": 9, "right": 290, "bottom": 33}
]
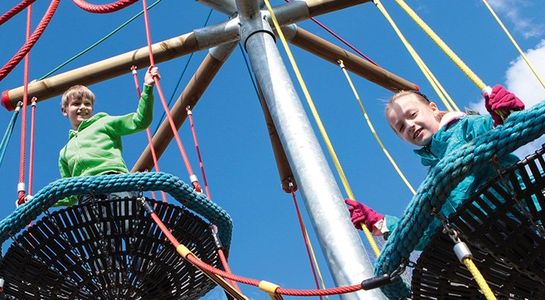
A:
[{"left": 237, "top": 2, "right": 384, "bottom": 298}]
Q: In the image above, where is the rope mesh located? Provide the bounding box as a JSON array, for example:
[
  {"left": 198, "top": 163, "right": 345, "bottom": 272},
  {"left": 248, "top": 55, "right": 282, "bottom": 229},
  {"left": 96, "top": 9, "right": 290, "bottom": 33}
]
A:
[
  {"left": 1, "top": 197, "right": 221, "bottom": 299},
  {"left": 411, "top": 144, "right": 545, "bottom": 299}
]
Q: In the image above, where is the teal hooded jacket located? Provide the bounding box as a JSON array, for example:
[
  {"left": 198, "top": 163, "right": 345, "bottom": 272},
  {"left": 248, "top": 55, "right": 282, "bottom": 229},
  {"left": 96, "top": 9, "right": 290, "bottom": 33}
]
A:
[
  {"left": 56, "top": 84, "right": 154, "bottom": 205},
  {"left": 384, "top": 114, "right": 519, "bottom": 250}
]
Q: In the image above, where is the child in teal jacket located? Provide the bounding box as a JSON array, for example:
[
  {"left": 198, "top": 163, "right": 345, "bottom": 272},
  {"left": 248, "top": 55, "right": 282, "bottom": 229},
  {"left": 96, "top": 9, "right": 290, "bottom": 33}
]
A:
[
  {"left": 346, "top": 85, "right": 524, "bottom": 249},
  {"left": 57, "top": 67, "right": 159, "bottom": 206}
]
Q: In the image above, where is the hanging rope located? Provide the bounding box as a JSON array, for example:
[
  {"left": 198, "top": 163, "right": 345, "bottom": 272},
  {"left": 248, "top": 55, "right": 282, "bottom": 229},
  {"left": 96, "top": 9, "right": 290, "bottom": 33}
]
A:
[
  {"left": 137, "top": 199, "right": 246, "bottom": 299},
  {"left": 17, "top": 4, "right": 33, "bottom": 207},
  {"left": 153, "top": 9, "right": 213, "bottom": 135},
  {"left": 375, "top": 100, "right": 545, "bottom": 298},
  {"left": 184, "top": 107, "right": 240, "bottom": 291},
  {"left": 338, "top": 60, "right": 417, "bottom": 195},
  {"left": 39, "top": 0, "right": 164, "bottom": 80},
  {"left": 0, "top": 0, "right": 35, "bottom": 26},
  {"left": 393, "top": 0, "right": 488, "bottom": 92},
  {"left": 481, "top": 0, "right": 545, "bottom": 90},
  {"left": 186, "top": 106, "right": 212, "bottom": 199},
  {"left": 27, "top": 98, "right": 36, "bottom": 197},
  {"left": 140, "top": 0, "right": 202, "bottom": 192},
  {"left": 462, "top": 257, "right": 497, "bottom": 300},
  {"left": 0, "top": 0, "right": 59, "bottom": 82},
  {"left": 263, "top": 0, "right": 381, "bottom": 257},
  {"left": 0, "top": 103, "right": 22, "bottom": 169},
  {"left": 130, "top": 66, "right": 167, "bottom": 202},
  {"left": 141, "top": 201, "right": 366, "bottom": 297},
  {"left": 372, "top": 0, "right": 460, "bottom": 112},
  {"left": 72, "top": 0, "right": 138, "bottom": 13},
  {"left": 289, "top": 183, "right": 327, "bottom": 300}
]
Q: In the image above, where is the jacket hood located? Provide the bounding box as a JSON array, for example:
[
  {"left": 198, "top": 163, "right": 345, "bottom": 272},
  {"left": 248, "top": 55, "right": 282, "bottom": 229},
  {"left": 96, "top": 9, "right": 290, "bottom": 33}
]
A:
[{"left": 69, "top": 112, "right": 108, "bottom": 139}]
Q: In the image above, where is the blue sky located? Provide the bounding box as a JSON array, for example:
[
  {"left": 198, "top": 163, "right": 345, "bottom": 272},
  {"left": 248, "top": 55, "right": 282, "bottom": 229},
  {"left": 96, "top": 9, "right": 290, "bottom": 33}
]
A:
[{"left": 1, "top": 0, "right": 545, "bottom": 299}]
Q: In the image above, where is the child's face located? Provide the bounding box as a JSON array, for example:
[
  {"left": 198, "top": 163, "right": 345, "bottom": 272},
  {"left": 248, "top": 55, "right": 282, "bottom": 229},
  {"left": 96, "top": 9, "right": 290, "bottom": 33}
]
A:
[
  {"left": 386, "top": 94, "right": 441, "bottom": 146},
  {"left": 62, "top": 97, "right": 94, "bottom": 130}
]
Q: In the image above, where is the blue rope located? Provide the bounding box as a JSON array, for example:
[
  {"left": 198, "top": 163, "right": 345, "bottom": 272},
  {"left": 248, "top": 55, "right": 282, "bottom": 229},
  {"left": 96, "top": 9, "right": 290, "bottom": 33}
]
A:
[
  {"left": 0, "top": 105, "right": 21, "bottom": 169},
  {"left": 0, "top": 172, "right": 233, "bottom": 251},
  {"left": 375, "top": 100, "right": 545, "bottom": 299}
]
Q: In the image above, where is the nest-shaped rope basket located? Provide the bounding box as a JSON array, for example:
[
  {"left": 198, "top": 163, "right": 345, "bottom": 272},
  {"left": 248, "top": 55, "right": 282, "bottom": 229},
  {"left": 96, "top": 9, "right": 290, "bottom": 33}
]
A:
[
  {"left": 411, "top": 145, "right": 545, "bottom": 299},
  {"left": 0, "top": 197, "right": 221, "bottom": 299}
]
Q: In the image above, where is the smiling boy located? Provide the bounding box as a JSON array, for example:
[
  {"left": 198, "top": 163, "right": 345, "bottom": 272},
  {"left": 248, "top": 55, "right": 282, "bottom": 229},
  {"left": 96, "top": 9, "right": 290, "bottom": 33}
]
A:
[{"left": 57, "top": 67, "right": 158, "bottom": 205}]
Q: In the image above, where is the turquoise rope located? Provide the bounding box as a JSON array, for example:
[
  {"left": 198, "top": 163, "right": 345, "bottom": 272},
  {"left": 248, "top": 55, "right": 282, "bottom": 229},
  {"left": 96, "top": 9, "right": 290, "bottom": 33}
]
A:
[
  {"left": 0, "top": 172, "right": 233, "bottom": 251},
  {"left": 0, "top": 106, "right": 20, "bottom": 169},
  {"left": 375, "top": 100, "right": 545, "bottom": 299}
]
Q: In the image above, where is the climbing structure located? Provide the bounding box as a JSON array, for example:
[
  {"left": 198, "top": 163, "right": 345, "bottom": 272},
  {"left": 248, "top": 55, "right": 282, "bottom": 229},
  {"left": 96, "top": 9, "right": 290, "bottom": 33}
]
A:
[{"left": 0, "top": 0, "right": 544, "bottom": 299}]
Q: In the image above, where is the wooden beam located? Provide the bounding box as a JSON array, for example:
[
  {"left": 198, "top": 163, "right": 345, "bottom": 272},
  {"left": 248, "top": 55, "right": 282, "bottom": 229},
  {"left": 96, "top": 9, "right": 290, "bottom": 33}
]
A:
[{"left": 285, "top": 25, "right": 417, "bottom": 92}]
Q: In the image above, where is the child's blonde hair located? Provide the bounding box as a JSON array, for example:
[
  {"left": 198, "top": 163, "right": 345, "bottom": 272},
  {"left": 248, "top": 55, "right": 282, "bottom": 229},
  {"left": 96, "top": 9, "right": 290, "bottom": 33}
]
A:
[
  {"left": 385, "top": 90, "right": 446, "bottom": 131},
  {"left": 61, "top": 85, "right": 95, "bottom": 108}
]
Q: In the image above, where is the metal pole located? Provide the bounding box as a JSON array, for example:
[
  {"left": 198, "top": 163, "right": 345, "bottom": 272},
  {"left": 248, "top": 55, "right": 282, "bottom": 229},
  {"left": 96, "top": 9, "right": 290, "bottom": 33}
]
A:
[{"left": 238, "top": 8, "right": 384, "bottom": 300}]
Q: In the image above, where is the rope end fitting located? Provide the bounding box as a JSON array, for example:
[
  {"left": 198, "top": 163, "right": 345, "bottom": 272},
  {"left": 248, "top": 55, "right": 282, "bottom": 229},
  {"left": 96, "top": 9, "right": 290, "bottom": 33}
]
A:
[
  {"left": 482, "top": 85, "right": 492, "bottom": 96},
  {"left": 131, "top": 65, "right": 138, "bottom": 74},
  {"left": 176, "top": 244, "right": 193, "bottom": 258},
  {"left": 337, "top": 59, "right": 345, "bottom": 69},
  {"left": 258, "top": 281, "right": 283, "bottom": 300},
  {"left": 186, "top": 105, "right": 192, "bottom": 115},
  {"left": 190, "top": 174, "right": 202, "bottom": 193},
  {"left": 453, "top": 241, "right": 473, "bottom": 263}
]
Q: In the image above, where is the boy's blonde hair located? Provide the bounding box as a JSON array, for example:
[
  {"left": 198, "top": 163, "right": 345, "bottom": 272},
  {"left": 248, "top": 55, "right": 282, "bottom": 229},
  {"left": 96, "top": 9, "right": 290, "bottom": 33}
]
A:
[{"left": 61, "top": 85, "right": 95, "bottom": 108}]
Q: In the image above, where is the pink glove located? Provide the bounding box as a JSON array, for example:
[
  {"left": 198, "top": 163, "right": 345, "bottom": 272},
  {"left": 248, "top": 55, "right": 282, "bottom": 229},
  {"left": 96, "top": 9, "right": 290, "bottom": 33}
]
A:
[
  {"left": 345, "top": 199, "right": 384, "bottom": 231},
  {"left": 484, "top": 85, "right": 524, "bottom": 126}
]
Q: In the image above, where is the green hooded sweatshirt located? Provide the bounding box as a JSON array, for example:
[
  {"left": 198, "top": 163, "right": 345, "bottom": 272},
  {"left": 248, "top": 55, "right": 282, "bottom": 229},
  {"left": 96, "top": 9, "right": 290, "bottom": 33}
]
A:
[{"left": 56, "top": 84, "right": 154, "bottom": 205}]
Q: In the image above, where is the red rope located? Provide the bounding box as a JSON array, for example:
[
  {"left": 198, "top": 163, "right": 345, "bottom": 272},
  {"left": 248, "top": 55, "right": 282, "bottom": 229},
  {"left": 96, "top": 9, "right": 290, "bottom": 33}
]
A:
[
  {"left": 186, "top": 107, "right": 212, "bottom": 199},
  {"left": 0, "top": 0, "right": 36, "bottom": 26},
  {"left": 72, "top": 0, "right": 137, "bottom": 14},
  {"left": 17, "top": 4, "right": 33, "bottom": 206},
  {"left": 28, "top": 98, "right": 36, "bottom": 196},
  {"left": 184, "top": 97, "right": 239, "bottom": 290},
  {"left": 130, "top": 66, "right": 167, "bottom": 202},
  {"left": 0, "top": 0, "right": 59, "bottom": 82},
  {"left": 145, "top": 202, "right": 365, "bottom": 297},
  {"left": 140, "top": 0, "right": 202, "bottom": 193},
  {"left": 290, "top": 185, "right": 323, "bottom": 299}
]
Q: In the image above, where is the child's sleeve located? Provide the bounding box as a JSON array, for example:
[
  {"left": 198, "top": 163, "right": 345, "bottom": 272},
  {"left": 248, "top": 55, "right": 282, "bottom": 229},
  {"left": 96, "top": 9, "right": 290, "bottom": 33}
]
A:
[
  {"left": 108, "top": 84, "right": 154, "bottom": 135},
  {"left": 56, "top": 155, "right": 78, "bottom": 206}
]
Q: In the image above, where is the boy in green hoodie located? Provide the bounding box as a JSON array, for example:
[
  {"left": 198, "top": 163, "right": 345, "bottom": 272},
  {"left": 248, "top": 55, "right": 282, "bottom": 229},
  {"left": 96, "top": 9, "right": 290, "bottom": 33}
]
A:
[{"left": 57, "top": 67, "right": 159, "bottom": 205}]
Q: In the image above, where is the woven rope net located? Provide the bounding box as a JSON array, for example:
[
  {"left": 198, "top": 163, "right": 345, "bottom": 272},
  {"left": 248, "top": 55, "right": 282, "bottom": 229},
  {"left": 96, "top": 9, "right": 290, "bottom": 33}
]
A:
[
  {"left": 0, "top": 197, "right": 221, "bottom": 299},
  {"left": 411, "top": 145, "right": 545, "bottom": 299}
]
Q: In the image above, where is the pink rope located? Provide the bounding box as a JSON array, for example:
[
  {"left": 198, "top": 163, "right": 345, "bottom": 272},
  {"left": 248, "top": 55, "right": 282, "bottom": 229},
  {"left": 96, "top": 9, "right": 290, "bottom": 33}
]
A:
[
  {"left": 72, "top": 0, "right": 138, "bottom": 14},
  {"left": 0, "top": 0, "right": 60, "bottom": 82},
  {"left": 0, "top": 0, "right": 36, "bottom": 26}
]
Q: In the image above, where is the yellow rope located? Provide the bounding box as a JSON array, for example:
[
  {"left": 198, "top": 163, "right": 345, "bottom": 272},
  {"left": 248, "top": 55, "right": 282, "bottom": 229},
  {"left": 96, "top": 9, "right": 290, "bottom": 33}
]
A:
[
  {"left": 372, "top": 0, "right": 460, "bottom": 112},
  {"left": 481, "top": 0, "right": 545, "bottom": 90},
  {"left": 263, "top": 0, "right": 381, "bottom": 257},
  {"left": 393, "top": 0, "right": 487, "bottom": 91},
  {"left": 462, "top": 257, "right": 497, "bottom": 300},
  {"left": 303, "top": 228, "right": 329, "bottom": 299},
  {"left": 338, "top": 60, "right": 417, "bottom": 195}
]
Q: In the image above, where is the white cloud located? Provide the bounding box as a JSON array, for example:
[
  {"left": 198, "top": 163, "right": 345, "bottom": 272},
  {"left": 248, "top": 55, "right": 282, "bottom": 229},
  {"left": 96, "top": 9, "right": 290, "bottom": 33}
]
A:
[
  {"left": 505, "top": 40, "right": 545, "bottom": 157},
  {"left": 468, "top": 40, "right": 545, "bottom": 157},
  {"left": 487, "top": 0, "right": 545, "bottom": 38}
]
